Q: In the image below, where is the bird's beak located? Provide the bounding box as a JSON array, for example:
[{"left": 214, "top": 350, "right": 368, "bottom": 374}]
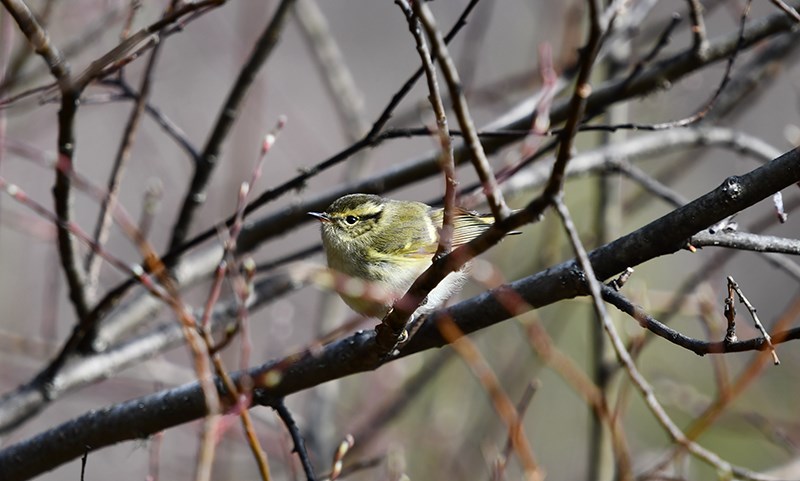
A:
[{"left": 308, "top": 211, "right": 331, "bottom": 223}]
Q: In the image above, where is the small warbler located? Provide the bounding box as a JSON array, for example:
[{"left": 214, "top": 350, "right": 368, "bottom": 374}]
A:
[{"left": 309, "top": 193, "right": 505, "bottom": 318}]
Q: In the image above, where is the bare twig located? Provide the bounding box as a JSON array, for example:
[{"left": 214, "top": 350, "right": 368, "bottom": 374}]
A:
[
  {"left": 491, "top": 381, "right": 539, "bottom": 481},
  {"left": 690, "top": 231, "right": 800, "bottom": 255},
  {"left": 553, "top": 197, "right": 781, "bottom": 481},
  {"left": 602, "top": 286, "right": 797, "bottom": 356},
  {"left": 643, "top": 292, "right": 800, "bottom": 479},
  {"left": 100, "top": 77, "right": 202, "bottom": 162},
  {"left": 274, "top": 400, "right": 317, "bottom": 481},
  {"left": 396, "top": 0, "right": 456, "bottom": 257},
  {"left": 595, "top": 0, "right": 752, "bottom": 131},
  {"left": 168, "top": 0, "right": 296, "bottom": 251},
  {"left": 329, "top": 435, "right": 355, "bottom": 481},
  {"left": 85, "top": 43, "right": 163, "bottom": 301},
  {"left": 727, "top": 276, "right": 780, "bottom": 364},
  {"left": 686, "top": 0, "right": 710, "bottom": 56},
  {"left": 769, "top": 0, "right": 800, "bottom": 22},
  {"left": 413, "top": 1, "right": 509, "bottom": 221}
]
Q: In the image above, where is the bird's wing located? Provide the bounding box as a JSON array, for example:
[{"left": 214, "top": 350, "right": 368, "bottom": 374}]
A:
[{"left": 428, "top": 207, "right": 494, "bottom": 248}]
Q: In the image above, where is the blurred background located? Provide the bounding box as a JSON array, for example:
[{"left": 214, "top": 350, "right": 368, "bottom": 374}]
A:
[{"left": 1, "top": 0, "right": 799, "bottom": 480}]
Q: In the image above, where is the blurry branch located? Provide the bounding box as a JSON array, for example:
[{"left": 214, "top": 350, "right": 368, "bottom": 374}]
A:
[
  {"left": 708, "top": 27, "right": 800, "bottom": 121},
  {"left": 436, "top": 315, "right": 541, "bottom": 481},
  {"left": 503, "top": 126, "right": 780, "bottom": 197},
  {"left": 1, "top": 145, "right": 799, "bottom": 480},
  {"left": 769, "top": 0, "right": 800, "bottom": 22},
  {"left": 2, "top": 0, "right": 91, "bottom": 324},
  {"left": 0, "top": 268, "right": 304, "bottom": 434},
  {"left": 492, "top": 382, "right": 540, "bottom": 481},
  {"left": 690, "top": 231, "right": 800, "bottom": 255},
  {"left": 520, "top": 315, "right": 632, "bottom": 478},
  {"left": 294, "top": 0, "right": 368, "bottom": 153},
  {"left": 85, "top": 44, "right": 163, "bottom": 301},
  {"left": 168, "top": 0, "right": 295, "bottom": 251},
  {"left": 686, "top": 0, "right": 710, "bottom": 57},
  {"left": 349, "top": 350, "right": 453, "bottom": 453},
  {"left": 99, "top": 77, "right": 203, "bottom": 163}
]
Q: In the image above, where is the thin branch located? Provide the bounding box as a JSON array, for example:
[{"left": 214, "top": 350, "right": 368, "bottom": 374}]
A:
[
  {"left": 769, "top": 0, "right": 800, "bottom": 22},
  {"left": 294, "top": 0, "right": 368, "bottom": 147},
  {"left": 0, "top": 0, "right": 71, "bottom": 90},
  {"left": 602, "top": 285, "right": 796, "bottom": 356},
  {"left": 690, "top": 231, "right": 800, "bottom": 255},
  {"left": 413, "top": 1, "right": 509, "bottom": 220},
  {"left": 727, "top": 276, "right": 780, "bottom": 364},
  {"left": 168, "top": 0, "right": 296, "bottom": 251},
  {"left": 396, "top": 0, "right": 456, "bottom": 257},
  {"left": 686, "top": 0, "right": 710, "bottom": 56},
  {"left": 101, "top": 77, "right": 202, "bottom": 162},
  {"left": 597, "top": 0, "right": 752, "bottom": 131},
  {"left": 554, "top": 196, "right": 783, "bottom": 481},
  {"left": 274, "top": 400, "right": 317, "bottom": 481},
  {"left": 2, "top": 0, "right": 92, "bottom": 324},
  {"left": 85, "top": 43, "right": 163, "bottom": 300}
]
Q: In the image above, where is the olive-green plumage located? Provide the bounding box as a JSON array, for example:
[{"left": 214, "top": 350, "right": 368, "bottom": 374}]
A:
[{"left": 309, "top": 193, "right": 497, "bottom": 317}]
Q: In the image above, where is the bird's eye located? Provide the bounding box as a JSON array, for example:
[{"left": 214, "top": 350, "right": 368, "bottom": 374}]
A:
[{"left": 345, "top": 215, "right": 358, "bottom": 225}]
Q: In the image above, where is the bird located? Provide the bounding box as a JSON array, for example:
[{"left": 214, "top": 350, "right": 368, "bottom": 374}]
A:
[{"left": 309, "top": 193, "right": 507, "bottom": 318}]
